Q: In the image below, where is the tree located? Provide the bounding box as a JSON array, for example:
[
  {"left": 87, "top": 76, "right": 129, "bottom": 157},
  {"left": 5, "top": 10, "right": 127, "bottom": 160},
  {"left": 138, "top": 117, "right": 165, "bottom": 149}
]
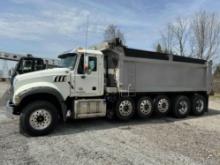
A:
[
  {"left": 214, "top": 65, "right": 220, "bottom": 78},
  {"left": 171, "top": 17, "right": 188, "bottom": 56},
  {"left": 104, "top": 24, "right": 125, "bottom": 44},
  {"left": 156, "top": 11, "right": 220, "bottom": 61},
  {"left": 159, "top": 23, "right": 174, "bottom": 54},
  {"left": 156, "top": 43, "right": 162, "bottom": 53},
  {"left": 191, "top": 11, "right": 220, "bottom": 60},
  {"left": 157, "top": 18, "right": 189, "bottom": 56}
]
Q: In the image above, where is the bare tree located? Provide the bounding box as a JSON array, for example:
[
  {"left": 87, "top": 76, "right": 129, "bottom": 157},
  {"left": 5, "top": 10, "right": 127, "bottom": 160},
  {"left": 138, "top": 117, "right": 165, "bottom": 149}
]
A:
[
  {"left": 104, "top": 24, "right": 125, "bottom": 44},
  {"left": 171, "top": 17, "right": 189, "bottom": 56},
  {"left": 157, "top": 11, "right": 220, "bottom": 61},
  {"left": 191, "top": 11, "right": 220, "bottom": 60},
  {"left": 160, "top": 23, "right": 174, "bottom": 54},
  {"left": 158, "top": 18, "right": 189, "bottom": 56},
  {"left": 156, "top": 43, "right": 162, "bottom": 53}
]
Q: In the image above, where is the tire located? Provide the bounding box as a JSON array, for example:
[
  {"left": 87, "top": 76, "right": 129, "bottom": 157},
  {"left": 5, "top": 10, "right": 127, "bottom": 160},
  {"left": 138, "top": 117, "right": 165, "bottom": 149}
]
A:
[
  {"left": 20, "top": 101, "right": 58, "bottom": 136},
  {"left": 154, "top": 95, "right": 170, "bottom": 115},
  {"left": 173, "top": 96, "right": 190, "bottom": 118},
  {"left": 191, "top": 95, "right": 207, "bottom": 116},
  {"left": 137, "top": 97, "right": 153, "bottom": 119},
  {"left": 106, "top": 109, "right": 115, "bottom": 120},
  {"left": 115, "top": 98, "right": 135, "bottom": 121}
]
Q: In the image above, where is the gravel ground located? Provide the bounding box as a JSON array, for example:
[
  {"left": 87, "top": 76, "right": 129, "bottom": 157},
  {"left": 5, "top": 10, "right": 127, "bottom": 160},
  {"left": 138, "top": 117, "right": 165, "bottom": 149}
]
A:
[
  {"left": 0, "top": 81, "right": 9, "bottom": 106},
  {"left": 0, "top": 82, "right": 220, "bottom": 165}
]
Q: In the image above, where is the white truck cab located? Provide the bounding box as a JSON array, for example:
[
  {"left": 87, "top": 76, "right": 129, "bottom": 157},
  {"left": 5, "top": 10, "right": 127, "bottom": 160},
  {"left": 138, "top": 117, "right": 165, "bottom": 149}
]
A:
[
  {"left": 64, "top": 48, "right": 104, "bottom": 97},
  {"left": 9, "top": 48, "right": 107, "bottom": 136}
]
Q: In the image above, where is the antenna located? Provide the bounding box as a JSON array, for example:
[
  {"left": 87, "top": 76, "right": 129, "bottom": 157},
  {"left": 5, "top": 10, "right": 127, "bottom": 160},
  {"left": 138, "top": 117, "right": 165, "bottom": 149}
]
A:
[
  {"left": 84, "top": 15, "right": 89, "bottom": 71},
  {"left": 84, "top": 15, "right": 89, "bottom": 56}
]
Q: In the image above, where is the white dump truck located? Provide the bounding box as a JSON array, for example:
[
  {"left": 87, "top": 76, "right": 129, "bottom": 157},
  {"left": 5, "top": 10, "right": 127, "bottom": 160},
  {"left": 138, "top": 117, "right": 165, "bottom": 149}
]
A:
[{"left": 8, "top": 39, "right": 213, "bottom": 136}]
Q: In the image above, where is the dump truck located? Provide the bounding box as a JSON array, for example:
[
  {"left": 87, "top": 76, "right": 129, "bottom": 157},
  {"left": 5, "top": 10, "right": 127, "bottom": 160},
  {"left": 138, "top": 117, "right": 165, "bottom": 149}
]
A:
[
  {"left": 10, "top": 55, "right": 46, "bottom": 84},
  {"left": 7, "top": 39, "right": 213, "bottom": 136}
]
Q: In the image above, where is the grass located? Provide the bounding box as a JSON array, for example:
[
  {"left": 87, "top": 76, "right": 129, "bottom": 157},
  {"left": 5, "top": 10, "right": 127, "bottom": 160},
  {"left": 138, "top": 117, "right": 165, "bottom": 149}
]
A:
[{"left": 211, "top": 93, "right": 220, "bottom": 99}]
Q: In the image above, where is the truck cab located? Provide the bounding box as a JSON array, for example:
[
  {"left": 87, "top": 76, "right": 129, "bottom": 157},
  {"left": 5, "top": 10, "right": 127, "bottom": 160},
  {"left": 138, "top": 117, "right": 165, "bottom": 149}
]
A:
[
  {"left": 9, "top": 48, "right": 107, "bottom": 136},
  {"left": 58, "top": 49, "right": 104, "bottom": 97}
]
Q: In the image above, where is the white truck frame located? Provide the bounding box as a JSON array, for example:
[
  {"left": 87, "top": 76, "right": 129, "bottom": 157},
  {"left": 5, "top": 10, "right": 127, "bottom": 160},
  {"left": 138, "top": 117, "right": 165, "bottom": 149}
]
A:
[{"left": 8, "top": 39, "right": 212, "bottom": 136}]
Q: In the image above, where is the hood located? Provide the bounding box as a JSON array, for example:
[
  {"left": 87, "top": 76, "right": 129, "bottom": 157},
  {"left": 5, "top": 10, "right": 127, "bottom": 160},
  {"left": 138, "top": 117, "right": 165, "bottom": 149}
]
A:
[
  {"left": 12, "top": 67, "right": 72, "bottom": 104},
  {"left": 15, "top": 68, "right": 70, "bottom": 81}
]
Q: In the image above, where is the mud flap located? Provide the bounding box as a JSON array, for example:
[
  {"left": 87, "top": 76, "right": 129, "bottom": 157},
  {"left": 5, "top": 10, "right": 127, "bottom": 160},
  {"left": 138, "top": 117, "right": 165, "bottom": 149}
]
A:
[{"left": 60, "top": 102, "right": 68, "bottom": 121}]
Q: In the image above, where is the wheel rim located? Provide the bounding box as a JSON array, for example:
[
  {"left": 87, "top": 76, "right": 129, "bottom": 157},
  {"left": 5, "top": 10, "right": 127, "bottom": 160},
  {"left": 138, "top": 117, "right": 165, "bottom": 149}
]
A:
[
  {"left": 29, "top": 109, "right": 52, "bottom": 130},
  {"left": 119, "top": 100, "right": 133, "bottom": 116},
  {"left": 195, "top": 99, "right": 204, "bottom": 113},
  {"left": 178, "top": 100, "right": 188, "bottom": 115},
  {"left": 158, "top": 98, "right": 169, "bottom": 113},
  {"left": 140, "top": 99, "right": 152, "bottom": 115}
]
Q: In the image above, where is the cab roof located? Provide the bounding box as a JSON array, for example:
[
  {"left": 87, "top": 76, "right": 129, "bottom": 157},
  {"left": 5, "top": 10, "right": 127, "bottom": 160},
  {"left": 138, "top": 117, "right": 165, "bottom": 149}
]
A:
[{"left": 59, "top": 48, "right": 103, "bottom": 58}]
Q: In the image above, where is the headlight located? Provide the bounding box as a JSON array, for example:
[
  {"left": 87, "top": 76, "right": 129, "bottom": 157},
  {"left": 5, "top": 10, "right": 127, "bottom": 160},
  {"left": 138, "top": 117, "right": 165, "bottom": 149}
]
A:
[
  {"left": 13, "top": 77, "right": 17, "bottom": 87},
  {"left": 14, "top": 95, "right": 20, "bottom": 104}
]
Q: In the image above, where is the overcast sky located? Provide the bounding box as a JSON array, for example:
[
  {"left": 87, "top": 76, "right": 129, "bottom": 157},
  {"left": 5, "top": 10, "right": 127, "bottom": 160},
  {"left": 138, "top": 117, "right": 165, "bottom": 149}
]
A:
[{"left": 0, "top": 0, "right": 220, "bottom": 59}]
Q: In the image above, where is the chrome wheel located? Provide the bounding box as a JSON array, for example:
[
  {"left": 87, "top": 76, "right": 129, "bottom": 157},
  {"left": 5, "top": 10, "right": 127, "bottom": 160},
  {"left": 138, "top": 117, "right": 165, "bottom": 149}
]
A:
[
  {"left": 195, "top": 99, "right": 204, "bottom": 113},
  {"left": 157, "top": 98, "right": 169, "bottom": 113},
  {"left": 139, "top": 99, "right": 152, "bottom": 115},
  {"left": 178, "top": 100, "right": 188, "bottom": 115},
  {"left": 29, "top": 109, "right": 52, "bottom": 130},
  {"left": 173, "top": 96, "right": 190, "bottom": 118},
  {"left": 192, "top": 95, "right": 206, "bottom": 116},
  {"left": 119, "top": 100, "right": 133, "bottom": 117}
]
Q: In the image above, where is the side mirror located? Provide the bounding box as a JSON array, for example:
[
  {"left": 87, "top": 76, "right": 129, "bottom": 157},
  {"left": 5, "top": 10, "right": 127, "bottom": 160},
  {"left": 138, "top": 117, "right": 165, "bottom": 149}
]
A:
[
  {"left": 84, "top": 64, "right": 92, "bottom": 75},
  {"left": 83, "top": 54, "right": 91, "bottom": 75}
]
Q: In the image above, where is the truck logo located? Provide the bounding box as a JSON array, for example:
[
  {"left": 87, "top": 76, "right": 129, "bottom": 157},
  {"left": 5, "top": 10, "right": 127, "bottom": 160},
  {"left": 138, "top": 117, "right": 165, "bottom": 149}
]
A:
[{"left": 54, "top": 75, "right": 66, "bottom": 82}]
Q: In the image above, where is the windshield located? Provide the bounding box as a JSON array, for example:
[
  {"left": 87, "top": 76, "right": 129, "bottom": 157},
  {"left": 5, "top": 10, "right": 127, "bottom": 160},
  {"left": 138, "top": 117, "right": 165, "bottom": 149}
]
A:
[{"left": 59, "top": 53, "right": 77, "bottom": 68}]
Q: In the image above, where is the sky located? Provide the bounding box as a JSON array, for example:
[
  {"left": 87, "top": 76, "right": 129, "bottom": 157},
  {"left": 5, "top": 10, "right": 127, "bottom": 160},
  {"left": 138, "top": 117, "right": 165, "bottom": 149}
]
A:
[{"left": 1, "top": 0, "right": 220, "bottom": 59}]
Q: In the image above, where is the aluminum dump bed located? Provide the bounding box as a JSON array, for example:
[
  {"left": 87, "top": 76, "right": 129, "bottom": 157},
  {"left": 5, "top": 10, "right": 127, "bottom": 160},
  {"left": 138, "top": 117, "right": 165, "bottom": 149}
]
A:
[
  {"left": 92, "top": 39, "right": 212, "bottom": 94},
  {"left": 119, "top": 48, "right": 212, "bottom": 94}
]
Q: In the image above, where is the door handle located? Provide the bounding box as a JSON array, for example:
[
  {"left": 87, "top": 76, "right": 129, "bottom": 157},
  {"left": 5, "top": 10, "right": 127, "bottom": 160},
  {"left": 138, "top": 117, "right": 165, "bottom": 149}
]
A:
[
  {"left": 68, "top": 82, "right": 74, "bottom": 89},
  {"left": 92, "top": 86, "right": 96, "bottom": 90}
]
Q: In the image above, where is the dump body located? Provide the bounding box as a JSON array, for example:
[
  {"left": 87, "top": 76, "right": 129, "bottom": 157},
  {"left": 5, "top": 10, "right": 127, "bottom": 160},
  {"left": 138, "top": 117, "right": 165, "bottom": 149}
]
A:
[{"left": 102, "top": 45, "right": 212, "bottom": 94}]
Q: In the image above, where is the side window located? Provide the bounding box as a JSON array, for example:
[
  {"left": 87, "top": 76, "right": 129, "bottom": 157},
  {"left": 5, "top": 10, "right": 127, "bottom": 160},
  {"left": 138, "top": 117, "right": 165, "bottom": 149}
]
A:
[
  {"left": 77, "top": 55, "right": 84, "bottom": 74},
  {"left": 88, "top": 56, "right": 97, "bottom": 72}
]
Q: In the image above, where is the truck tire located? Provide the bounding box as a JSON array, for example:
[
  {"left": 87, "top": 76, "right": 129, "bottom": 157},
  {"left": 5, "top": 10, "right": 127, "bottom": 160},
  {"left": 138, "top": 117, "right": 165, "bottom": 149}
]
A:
[
  {"left": 191, "top": 95, "right": 207, "bottom": 116},
  {"left": 20, "top": 101, "right": 58, "bottom": 136},
  {"left": 154, "top": 95, "right": 170, "bottom": 115},
  {"left": 137, "top": 97, "right": 153, "bottom": 119},
  {"left": 106, "top": 109, "right": 115, "bottom": 120},
  {"left": 115, "top": 98, "right": 135, "bottom": 121},
  {"left": 173, "top": 96, "right": 190, "bottom": 118}
]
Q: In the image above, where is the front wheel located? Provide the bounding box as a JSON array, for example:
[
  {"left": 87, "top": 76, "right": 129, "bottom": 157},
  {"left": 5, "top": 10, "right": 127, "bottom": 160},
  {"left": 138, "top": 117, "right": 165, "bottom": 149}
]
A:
[{"left": 20, "top": 101, "right": 58, "bottom": 136}]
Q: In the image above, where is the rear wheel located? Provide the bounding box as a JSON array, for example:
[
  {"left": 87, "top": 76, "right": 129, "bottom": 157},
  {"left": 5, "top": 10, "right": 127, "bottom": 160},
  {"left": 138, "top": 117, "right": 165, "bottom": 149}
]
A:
[
  {"left": 154, "top": 95, "right": 170, "bottom": 115},
  {"left": 137, "top": 97, "right": 153, "bottom": 118},
  {"left": 20, "top": 101, "right": 58, "bottom": 136},
  {"left": 173, "top": 96, "right": 190, "bottom": 118},
  {"left": 191, "top": 95, "right": 207, "bottom": 116},
  {"left": 115, "top": 98, "right": 135, "bottom": 121}
]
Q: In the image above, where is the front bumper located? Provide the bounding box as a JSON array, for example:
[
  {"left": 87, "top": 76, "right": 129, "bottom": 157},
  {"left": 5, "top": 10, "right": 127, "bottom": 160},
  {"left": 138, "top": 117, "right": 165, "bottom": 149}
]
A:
[{"left": 6, "top": 100, "right": 20, "bottom": 117}]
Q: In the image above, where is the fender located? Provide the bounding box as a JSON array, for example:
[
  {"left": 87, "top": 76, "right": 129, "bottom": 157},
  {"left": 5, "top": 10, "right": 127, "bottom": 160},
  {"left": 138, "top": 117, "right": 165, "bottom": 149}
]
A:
[{"left": 17, "top": 87, "right": 68, "bottom": 121}]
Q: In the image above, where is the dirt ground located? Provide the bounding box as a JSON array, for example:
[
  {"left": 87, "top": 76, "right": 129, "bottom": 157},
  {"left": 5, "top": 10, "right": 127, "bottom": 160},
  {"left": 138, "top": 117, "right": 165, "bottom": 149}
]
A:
[{"left": 1, "top": 82, "right": 220, "bottom": 165}]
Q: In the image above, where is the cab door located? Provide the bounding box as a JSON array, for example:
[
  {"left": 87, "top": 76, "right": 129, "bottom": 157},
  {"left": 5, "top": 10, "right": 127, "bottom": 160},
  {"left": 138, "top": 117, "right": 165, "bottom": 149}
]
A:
[{"left": 74, "top": 54, "right": 103, "bottom": 97}]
